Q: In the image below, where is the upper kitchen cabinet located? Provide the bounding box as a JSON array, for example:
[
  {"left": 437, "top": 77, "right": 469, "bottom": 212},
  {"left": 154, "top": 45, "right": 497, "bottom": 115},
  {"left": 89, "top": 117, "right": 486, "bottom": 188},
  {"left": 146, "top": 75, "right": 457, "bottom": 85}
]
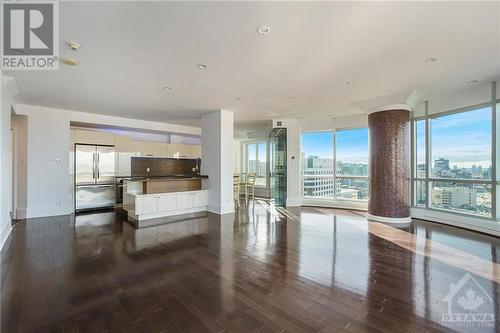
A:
[
  {"left": 72, "top": 128, "right": 115, "bottom": 145},
  {"left": 167, "top": 144, "right": 201, "bottom": 158},
  {"left": 139, "top": 141, "right": 168, "bottom": 157}
]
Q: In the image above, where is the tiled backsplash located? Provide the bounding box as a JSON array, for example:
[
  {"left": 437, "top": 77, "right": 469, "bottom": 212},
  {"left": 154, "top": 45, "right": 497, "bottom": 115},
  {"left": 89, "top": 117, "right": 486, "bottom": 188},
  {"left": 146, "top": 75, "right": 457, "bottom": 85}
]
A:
[{"left": 131, "top": 157, "right": 200, "bottom": 177}]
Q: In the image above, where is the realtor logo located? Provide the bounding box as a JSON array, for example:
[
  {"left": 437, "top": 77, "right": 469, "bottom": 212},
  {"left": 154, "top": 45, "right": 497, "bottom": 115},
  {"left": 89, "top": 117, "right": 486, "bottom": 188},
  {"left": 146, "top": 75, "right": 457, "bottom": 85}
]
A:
[
  {"left": 441, "top": 272, "right": 494, "bottom": 328},
  {"left": 1, "top": 1, "right": 58, "bottom": 70}
]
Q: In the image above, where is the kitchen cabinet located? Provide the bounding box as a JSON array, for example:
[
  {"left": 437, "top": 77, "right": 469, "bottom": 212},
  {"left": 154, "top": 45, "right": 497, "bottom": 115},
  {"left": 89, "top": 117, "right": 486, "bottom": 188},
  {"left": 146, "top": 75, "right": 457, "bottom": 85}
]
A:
[
  {"left": 167, "top": 144, "right": 201, "bottom": 158},
  {"left": 135, "top": 196, "right": 158, "bottom": 215},
  {"left": 73, "top": 129, "right": 115, "bottom": 145},
  {"left": 139, "top": 141, "right": 168, "bottom": 157},
  {"left": 157, "top": 193, "right": 177, "bottom": 211},
  {"left": 131, "top": 190, "right": 208, "bottom": 218}
]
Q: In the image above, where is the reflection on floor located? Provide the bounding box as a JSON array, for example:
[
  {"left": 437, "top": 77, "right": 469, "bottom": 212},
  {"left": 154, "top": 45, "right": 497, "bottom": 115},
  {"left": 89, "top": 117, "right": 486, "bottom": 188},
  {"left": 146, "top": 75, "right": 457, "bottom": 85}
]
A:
[{"left": 1, "top": 200, "right": 499, "bottom": 332}]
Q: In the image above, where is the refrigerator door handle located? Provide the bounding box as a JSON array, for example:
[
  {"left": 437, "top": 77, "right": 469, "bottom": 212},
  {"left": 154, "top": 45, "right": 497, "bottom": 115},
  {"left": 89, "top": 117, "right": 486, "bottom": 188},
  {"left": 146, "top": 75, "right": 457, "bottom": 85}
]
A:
[
  {"left": 92, "top": 152, "right": 96, "bottom": 180},
  {"left": 97, "top": 153, "right": 100, "bottom": 180}
]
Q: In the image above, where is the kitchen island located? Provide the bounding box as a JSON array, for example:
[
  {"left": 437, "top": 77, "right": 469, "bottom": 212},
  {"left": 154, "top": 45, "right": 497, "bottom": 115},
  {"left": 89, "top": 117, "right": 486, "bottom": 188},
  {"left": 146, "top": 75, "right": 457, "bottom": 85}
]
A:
[{"left": 123, "top": 175, "right": 209, "bottom": 228}]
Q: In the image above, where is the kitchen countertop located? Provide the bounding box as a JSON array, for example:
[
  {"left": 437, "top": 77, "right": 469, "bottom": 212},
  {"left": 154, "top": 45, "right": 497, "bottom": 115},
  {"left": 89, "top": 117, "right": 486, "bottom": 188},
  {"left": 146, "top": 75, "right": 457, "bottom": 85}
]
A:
[{"left": 122, "top": 175, "right": 208, "bottom": 182}]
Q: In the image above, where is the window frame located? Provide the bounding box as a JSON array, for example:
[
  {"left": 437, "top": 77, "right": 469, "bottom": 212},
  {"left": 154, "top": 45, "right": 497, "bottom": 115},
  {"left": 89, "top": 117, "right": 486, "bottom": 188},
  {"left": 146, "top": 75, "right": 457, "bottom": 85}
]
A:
[
  {"left": 301, "top": 126, "right": 369, "bottom": 202},
  {"left": 411, "top": 100, "right": 496, "bottom": 220},
  {"left": 244, "top": 140, "right": 269, "bottom": 188}
]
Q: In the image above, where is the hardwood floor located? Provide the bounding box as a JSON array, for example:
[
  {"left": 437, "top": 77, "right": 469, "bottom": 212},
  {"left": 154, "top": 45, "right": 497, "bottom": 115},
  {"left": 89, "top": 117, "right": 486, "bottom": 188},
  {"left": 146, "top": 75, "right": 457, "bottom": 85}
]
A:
[{"left": 1, "top": 201, "right": 499, "bottom": 332}]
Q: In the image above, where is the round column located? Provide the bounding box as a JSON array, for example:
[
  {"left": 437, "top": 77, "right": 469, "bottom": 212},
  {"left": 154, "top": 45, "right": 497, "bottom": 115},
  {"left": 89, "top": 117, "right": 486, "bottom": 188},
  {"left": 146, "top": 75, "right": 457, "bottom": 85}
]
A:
[{"left": 367, "top": 104, "right": 411, "bottom": 223}]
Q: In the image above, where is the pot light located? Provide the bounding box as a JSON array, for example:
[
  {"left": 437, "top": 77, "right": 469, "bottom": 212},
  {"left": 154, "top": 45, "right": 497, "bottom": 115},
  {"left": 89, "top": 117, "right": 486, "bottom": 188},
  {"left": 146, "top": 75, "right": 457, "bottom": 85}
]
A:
[
  {"left": 197, "top": 64, "right": 208, "bottom": 70},
  {"left": 257, "top": 25, "right": 271, "bottom": 35},
  {"left": 163, "top": 86, "right": 172, "bottom": 91},
  {"left": 466, "top": 80, "right": 479, "bottom": 84},
  {"left": 68, "top": 42, "right": 80, "bottom": 51},
  {"left": 425, "top": 57, "right": 437, "bottom": 63},
  {"left": 60, "top": 58, "right": 78, "bottom": 66},
  {"left": 342, "top": 81, "right": 351, "bottom": 86}
]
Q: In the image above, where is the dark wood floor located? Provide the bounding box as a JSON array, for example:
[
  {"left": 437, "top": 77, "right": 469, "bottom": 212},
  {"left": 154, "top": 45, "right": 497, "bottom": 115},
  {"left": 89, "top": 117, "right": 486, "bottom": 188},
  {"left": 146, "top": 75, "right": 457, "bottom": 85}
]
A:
[{"left": 1, "top": 201, "right": 499, "bottom": 332}]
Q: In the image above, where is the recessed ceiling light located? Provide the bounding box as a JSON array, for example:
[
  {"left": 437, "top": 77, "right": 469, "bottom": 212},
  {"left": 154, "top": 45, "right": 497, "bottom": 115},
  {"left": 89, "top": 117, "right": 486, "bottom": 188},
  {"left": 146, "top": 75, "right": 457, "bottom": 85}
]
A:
[
  {"left": 425, "top": 57, "right": 437, "bottom": 63},
  {"left": 268, "top": 112, "right": 279, "bottom": 117},
  {"left": 163, "top": 86, "right": 172, "bottom": 91},
  {"left": 235, "top": 97, "right": 242, "bottom": 101},
  {"left": 60, "top": 57, "right": 78, "bottom": 66},
  {"left": 257, "top": 25, "right": 271, "bottom": 35},
  {"left": 342, "top": 81, "right": 351, "bottom": 86},
  {"left": 68, "top": 42, "right": 80, "bottom": 51},
  {"left": 288, "top": 96, "right": 295, "bottom": 100},
  {"left": 466, "top": 80, "right": 479, "bottom": 84},
  {"left": 197, "top": 64, "right": 208, "bottom": 70}
]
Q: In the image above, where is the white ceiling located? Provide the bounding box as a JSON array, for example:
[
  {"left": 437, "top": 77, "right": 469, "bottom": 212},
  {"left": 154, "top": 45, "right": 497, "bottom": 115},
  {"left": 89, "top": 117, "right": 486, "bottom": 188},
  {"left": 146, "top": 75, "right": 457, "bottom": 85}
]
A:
[{"left": 7, "top": 1, "right": 500, "bottom": 128}]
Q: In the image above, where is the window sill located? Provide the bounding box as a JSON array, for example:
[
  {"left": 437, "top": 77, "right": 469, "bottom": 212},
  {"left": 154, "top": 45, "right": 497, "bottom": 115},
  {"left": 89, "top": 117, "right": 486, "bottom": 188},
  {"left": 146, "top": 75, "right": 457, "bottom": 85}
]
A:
[
  {"left": 411, "top": 207, "right": 500, "bottom": 237},
  {"left": 301, "top": 197, "right": 367, "bottom": 211}
]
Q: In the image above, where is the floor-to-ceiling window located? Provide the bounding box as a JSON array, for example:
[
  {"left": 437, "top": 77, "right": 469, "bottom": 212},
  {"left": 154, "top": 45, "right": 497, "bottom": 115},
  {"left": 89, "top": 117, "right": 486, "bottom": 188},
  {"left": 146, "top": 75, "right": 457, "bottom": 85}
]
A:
[
  {"left": 301, "top": 128, "right": 368, "bottom": 201},
  {"left": 335, "top": 128, "right": 369, "bottom": 200},
  {"left": 412, "top": 104, "right": 496, "bottom": 219},
  {"left": 301, "top": 132, "right": 334, "bottom": 198},
  {"left": 246, "top": 141, "right": 268, "bottom": 187}
]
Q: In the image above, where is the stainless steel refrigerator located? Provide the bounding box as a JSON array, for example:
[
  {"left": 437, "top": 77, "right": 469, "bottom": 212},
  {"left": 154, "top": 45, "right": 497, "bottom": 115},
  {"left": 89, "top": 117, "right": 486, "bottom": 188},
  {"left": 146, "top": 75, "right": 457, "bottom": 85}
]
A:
[{"left": 75, "top": 144, "right": 116, "bottom": 211}]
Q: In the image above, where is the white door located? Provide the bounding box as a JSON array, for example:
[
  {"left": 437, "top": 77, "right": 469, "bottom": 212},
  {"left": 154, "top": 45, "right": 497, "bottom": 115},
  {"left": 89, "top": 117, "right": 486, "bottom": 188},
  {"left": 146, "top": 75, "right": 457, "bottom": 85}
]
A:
[
  {"left": 136, "top": 196, "right": 157, "bottom": 215},
  {"left": 176, "top": 192, "right": 193, "bottom": 210},
  {"left": 192, "top": 191, "right": 208, "bottom": 207},
  {"left": 157, "top": 193, "right": 177, "bottom": 212}
]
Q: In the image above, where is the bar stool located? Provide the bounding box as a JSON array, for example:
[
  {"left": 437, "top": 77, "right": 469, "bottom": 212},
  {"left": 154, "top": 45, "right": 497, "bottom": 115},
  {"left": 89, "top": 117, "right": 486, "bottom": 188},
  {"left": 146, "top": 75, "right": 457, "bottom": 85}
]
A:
[
  {"left": 245, "top": 173, "right": 256, "bottom": 202},
  {"left": 233, "top": 174, "right": 241, "bottom": 208}
]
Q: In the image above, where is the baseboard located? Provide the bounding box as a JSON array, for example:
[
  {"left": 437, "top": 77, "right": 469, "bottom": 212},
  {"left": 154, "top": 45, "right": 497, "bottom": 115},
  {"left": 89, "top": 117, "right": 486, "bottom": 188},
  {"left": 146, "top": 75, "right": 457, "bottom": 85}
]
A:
[
  {"left": 25, "top": 207, "right": 73, "bottom": 219},
  {"left": 1, "top": 223, "right": 12, "bottom": 252},
  {"left": 128, "top": 211, "right": 208, "bottom": 228},
  {"left": 366, "top": 213, "right": 412, "bottom": 224},
  {"left": 301, "top": 198, "right": 367, "bottom": 211},
  {"left": 286, "top": 198, "right": 301, "bottom": 207},
  {"left": 15, "top": 207, "right": 27, "bottom": 219},
  {"left": 208, "top": 203, "right": 235, "bottom": 215},
  {"left": 411, "top": 207, "right": 500, "bottom": 237}
]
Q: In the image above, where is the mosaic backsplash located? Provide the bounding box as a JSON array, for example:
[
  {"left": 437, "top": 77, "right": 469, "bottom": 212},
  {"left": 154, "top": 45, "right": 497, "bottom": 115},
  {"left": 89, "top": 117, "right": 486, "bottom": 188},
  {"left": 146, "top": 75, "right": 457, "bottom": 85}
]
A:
[{"left": 131, "top": 157, "right": 201, "bottom": 177}]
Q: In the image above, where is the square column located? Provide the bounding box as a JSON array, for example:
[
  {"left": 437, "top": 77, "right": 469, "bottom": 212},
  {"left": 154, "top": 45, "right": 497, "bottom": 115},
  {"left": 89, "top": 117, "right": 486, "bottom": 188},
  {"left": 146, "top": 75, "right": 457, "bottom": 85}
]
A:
[{"left": 201, "top": 110, "right": 234, "bottom": 215}]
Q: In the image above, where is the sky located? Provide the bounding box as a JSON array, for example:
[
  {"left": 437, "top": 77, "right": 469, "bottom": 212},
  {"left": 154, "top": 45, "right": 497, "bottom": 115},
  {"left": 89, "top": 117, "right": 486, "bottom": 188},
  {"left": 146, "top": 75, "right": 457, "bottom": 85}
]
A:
[
  {"left": 302, "top": 128, "right": 369, "bottom": 164},
  {"left": 302, "top": 106, "right": 492, "bottom": 169},
  {"left": 419, "top": 106, "right": 492, "bottom": 168}
]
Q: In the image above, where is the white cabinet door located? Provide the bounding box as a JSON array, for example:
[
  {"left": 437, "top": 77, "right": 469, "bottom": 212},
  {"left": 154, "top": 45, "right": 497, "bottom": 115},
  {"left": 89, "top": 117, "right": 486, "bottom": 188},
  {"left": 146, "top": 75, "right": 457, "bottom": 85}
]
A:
[
  {"left": 135, "top": 196, "right": 158, "bottom": 215},
  {"left": 157, "top": 193, "right": 177, "bottom": 212},
  {"left": 192, "top": 191, "right": 208, "bottom": 207},
  {"left": 176, "top": 192, "right": 193, "bottom": 210}
]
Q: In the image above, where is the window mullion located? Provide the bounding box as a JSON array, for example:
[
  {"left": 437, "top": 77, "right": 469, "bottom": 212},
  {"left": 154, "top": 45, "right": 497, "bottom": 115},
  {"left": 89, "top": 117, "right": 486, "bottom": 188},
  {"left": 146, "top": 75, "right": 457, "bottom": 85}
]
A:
[{"left": 425, "top": 101, "right": 430, "bottom": 210}]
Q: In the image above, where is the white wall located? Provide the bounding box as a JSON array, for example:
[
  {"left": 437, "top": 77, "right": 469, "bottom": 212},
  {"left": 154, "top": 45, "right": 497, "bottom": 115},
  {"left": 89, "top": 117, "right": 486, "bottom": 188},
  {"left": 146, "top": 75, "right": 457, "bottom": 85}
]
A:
[
  {"left": 301, "top": 113, "right": 367, "bottom": 132},
  {"left": 201, "top": 110, "right": 234, "bottom": 215},
  {"left": 0, "top": 75, "right": 17, "bottom": 249},
  {"left": 15, "top": 103, "right": 201, "bottom": 219},
  {"left": 273, "top": 119, "right": 301, "bottom": 206},
  {"left": 12, "top": 115, "right": 27, "bottom": 219}
]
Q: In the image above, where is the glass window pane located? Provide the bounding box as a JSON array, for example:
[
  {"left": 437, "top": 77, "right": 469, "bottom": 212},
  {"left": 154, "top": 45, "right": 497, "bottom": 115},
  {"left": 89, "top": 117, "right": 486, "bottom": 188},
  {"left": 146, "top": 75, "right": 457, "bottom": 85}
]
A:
[
  {"left": 415, "top": 120, "right": 426, "bottom": 178},
  {"left": 430, "top": 107, "right": 492, "bottom": 179},
  {"left": 247, "top": 144, "right": 256, "bottom": 173},
  {"left": 336, "top": 178, "right": 368, "bottom": 200},
  {"left": 414, "top": 180, "right": 426, "bottom": 207},
  {"left": 336, "top": 128, "right": 369, "bottom": 176},
  {"left": 301, "top": 132, "right": 334, "bottom": 198},
  {"left": 430, "top": 181, "right": 492, "bottom": 218},
  {"left": 256, "top": 142, "right": 267, "bottom": 186}
]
